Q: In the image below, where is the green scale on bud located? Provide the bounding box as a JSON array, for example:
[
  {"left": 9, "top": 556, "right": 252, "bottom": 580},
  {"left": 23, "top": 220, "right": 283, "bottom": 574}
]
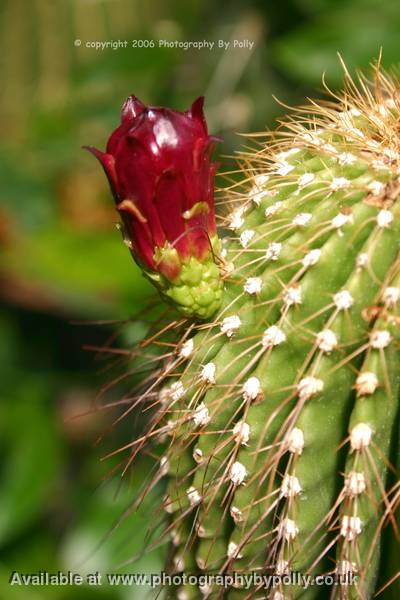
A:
[
  {"left": 87, "top": 63, "right": 400, "bottom": 599},
  {"left": 148, "top": 235, "right": 223, "bottom": 319}
]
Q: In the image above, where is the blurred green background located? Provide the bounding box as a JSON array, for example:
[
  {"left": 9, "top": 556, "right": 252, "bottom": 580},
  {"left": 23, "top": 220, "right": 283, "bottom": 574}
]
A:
[{"left": 0, "top": 0, "right": 399, "bottom": 598}]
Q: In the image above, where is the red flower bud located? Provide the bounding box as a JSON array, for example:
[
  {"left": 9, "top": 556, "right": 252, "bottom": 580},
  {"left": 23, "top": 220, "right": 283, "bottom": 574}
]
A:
[{"left": 86, "top": 96, "right": 223, "bottom": 319}]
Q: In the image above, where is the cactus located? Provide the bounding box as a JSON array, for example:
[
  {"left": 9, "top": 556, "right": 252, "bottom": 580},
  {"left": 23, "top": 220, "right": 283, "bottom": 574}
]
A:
[{"left": 90, "top": 62, "right": 400, "bottom": 599}]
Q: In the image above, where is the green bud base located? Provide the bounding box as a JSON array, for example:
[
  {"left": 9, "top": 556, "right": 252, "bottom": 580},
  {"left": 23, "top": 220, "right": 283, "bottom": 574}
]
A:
[{"left": 147, "top": 237, "right": 223, "bottom": 320}]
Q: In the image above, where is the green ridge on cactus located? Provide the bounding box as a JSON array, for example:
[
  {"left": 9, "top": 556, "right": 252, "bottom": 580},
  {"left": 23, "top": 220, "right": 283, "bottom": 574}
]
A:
[{"left": 102, "top": 63, "right": 400, "bottom": 600}]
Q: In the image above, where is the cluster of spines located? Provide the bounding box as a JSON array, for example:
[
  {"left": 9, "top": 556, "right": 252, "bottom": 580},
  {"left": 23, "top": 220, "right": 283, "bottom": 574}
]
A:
[{"left": 103, "top": 66, "right": 400, "bottom": 600}]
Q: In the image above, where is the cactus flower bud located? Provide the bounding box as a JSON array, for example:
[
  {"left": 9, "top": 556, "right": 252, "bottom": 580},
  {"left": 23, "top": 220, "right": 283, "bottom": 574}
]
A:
[{"left": 86, "top": 95, "right": 223, "bottom": 319}]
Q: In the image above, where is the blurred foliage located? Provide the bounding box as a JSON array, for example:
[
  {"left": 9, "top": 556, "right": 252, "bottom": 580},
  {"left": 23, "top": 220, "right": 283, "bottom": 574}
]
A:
[
  {"left": 274, "top": 0, "right": 400, "bottom": 86},
  {"left": 0, "top": 0, "right": 398, "bottom": 597}
]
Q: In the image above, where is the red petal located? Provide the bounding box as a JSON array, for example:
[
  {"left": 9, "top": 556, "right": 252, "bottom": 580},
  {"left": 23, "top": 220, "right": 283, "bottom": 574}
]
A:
[
  {"left": 189, "top": 96, "right": 207, "bottom": 133},
  {"left": 113, "top": 135, "right": 166, "bottom": 248},
  {"left": 154, "top": 168, "right": 189, "bottom": 257},
  {"left": 121, "top": 95, "right": 146, "bottom": 122},
  {"left": 107, "top": 96, "right": 146, "bottom": 155},
  {"left": 120, "top": 216, "right": 155, "bottom": 270},
  {"left": 83, "top": 146, "right": 120, "bottom": 200}
]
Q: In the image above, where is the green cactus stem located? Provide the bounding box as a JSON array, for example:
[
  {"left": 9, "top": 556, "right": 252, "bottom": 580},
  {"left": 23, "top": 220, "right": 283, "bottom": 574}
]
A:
[{"left": 99, "top": 62, "right": 400, "bottom": 600}]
